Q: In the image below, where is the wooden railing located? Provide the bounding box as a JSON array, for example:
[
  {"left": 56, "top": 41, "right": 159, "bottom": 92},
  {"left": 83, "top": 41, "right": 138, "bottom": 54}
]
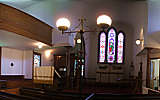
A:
[{"left": 0, "top": 3, "right": 52, "bottom": 46}]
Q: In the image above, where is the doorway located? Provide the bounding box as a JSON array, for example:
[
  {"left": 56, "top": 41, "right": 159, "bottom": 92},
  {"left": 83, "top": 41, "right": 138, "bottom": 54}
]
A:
[{"left": 150, "top": 59, "right": 160, "bottom": 90}]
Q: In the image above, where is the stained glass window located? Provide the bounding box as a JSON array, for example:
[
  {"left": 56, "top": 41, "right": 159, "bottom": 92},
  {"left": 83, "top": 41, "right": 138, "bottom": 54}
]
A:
[
  {"left": 98, "top": 27, "right": 125, "bottom": 64},
  {"left": 117, "top": 32, "right": 124, "bottom": 63},
  {"left": 99, "top": 32, "right": 107, "bottom": 63},
  {"left": 34, "top": 53, "right": 41, "bottom": 67},
  {"left": 107, "top": 28, "right": 116, "bottom": 63}
]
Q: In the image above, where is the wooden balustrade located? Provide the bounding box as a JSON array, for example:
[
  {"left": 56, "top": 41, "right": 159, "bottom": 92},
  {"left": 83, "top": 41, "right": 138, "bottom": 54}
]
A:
[{"left": 0, "top": 3, "right": 52, "bottom": 46}]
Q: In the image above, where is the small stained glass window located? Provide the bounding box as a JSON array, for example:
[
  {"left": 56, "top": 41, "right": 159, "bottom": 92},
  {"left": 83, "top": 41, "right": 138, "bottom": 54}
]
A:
[
  {"left": 117, "top": 32, "right": 124, "bottom": 63},
  {"left": 34, "top": 53, "right": 41, "bottom": 67},
  {"left": 99, "top": 32, "right": 107, "bottom": 63}
]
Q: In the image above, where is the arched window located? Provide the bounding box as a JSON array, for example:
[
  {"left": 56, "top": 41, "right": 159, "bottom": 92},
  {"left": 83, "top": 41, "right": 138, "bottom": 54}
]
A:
[
  {"left": 98, "top": 27, "right": 125, "bottom": 64},
  {"left": 98, "top": 31, "right": 107, "bottom": 63},
  {"left": 117, "top": 31, "right": 125, "bottom": 63},
  {"left": 107, "top": 28, "right": 116, "bottom": 63}
]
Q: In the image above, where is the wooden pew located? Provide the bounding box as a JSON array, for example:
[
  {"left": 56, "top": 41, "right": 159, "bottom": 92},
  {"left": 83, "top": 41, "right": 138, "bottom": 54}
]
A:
[
  {"left": 19, "top": 87, "right": 160, "bottom": 100},
  {"left": 87, "top": 93, "right": 160, "bottom": 100},
  {"left": 20, "top": 87, "right": 89, "bottom": 100},
  {"left": 0, "top": 91, "right": 40, "bottom": 100}
]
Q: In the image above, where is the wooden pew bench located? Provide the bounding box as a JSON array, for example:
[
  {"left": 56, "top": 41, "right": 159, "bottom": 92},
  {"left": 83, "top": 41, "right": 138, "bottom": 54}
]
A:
[{"left": 20, "top": 87, "right": 89, "bottom": 100}]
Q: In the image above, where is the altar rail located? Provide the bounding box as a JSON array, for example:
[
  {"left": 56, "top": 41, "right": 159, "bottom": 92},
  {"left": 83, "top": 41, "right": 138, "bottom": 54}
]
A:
[
  {"left": 0, "top": 3, "right": 52, "bottom": 46},
  {"left": 96, "top": 71, "right": 124, "bottom": 83}
]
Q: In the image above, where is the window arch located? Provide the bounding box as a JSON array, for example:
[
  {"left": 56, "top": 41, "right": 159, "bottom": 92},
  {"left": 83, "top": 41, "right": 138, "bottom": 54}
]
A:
[
  {"left": 98, "top": 31, "right": 107, "bottom": 63},
  {"left": 98, "top": 27, "right": 125, "bottom": 64}
]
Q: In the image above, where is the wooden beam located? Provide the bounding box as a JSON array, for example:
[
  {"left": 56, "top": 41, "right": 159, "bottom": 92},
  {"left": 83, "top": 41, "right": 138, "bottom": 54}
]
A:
[{"left": 0, "top": 3, "right": 52, "bottom": 46}]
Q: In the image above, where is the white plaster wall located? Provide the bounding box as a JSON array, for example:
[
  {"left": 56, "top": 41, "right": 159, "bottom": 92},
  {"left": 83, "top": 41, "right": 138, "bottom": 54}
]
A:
[
  {"left": 125, "top": 1, "right": 148, "bottom": 78},
  {"left": 40, "top": 49, "right": 53, "bottom": 66},
  {"left": 1, "top": 47, "right": 33, "bottom": 79},
  {"left": 52, "top": 29, "right": 75, "bottom": 47},
  {"left": 1, "top": 47, "right": 24, "bottom": 75},
  {"left": 23, "top": 50, "right": 33, "bottom": 79},
  {"left": 148, "top": 0, "right": 160, "bottom": 34},
  {"left": 147, "top": 0, "right": 160, "bottom": 48}
]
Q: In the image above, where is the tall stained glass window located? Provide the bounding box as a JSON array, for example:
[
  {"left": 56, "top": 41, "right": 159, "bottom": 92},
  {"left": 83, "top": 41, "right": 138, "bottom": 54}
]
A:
[
  {"left": 117, "top": 32, "right": 124, "bottom": 63},
  {"left": 99, "top": 32, "right": 107, "bottom": 63},
  {"left": 107, "top": 28, "right": 116, "bottom": 63}
]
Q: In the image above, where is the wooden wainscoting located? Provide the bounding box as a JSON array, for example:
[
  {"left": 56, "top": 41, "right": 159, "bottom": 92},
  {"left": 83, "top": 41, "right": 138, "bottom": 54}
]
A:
[{"left": 0, "top": 3, "right": 52, "bottom": 46}]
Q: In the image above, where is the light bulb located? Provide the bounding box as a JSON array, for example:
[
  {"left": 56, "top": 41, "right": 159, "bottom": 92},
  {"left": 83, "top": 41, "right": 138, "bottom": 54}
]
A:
[
  {"left": 136, "top": 39, "right": 141, "bottom": 45},
  {"left": 77, "top": 39, "right": 81, "bottom": 44}
]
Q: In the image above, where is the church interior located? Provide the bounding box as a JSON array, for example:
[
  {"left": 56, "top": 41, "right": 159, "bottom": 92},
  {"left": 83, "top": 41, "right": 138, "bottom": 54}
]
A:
[{"left": 0, "top": 0, "right": 160, "bottom": 99}]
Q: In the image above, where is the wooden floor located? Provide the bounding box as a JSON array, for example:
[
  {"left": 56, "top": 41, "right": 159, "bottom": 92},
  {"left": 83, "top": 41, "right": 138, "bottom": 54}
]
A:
[
  {"left": 7, "top": 80, "right": 35, "bottom": 88},
  {"left": 0, "top": 80, "right": 34, "bottom": 96}
]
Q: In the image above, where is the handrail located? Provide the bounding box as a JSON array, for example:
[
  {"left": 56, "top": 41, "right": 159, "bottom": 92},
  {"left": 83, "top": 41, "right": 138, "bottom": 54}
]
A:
[
  {"left": 85, "top": 93, "right": 95, "bottom": 100},
  {"left": 54, "top": 70, "right": 62, "bottom": 79}
]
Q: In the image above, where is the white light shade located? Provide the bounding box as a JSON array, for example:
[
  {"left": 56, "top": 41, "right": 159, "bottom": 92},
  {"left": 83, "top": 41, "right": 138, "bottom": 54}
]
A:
[
  {"left": 56, "top": 18, "right": 70, "bottom": 31},
  {"left": 97, "top": 15, "right": 112, "bottom": 26},
  {"left": 77, "top": 39, "right": 81, "bottom": 44},
  {"left": 136, "top": 39, "right": 141, "bottom": 45}
]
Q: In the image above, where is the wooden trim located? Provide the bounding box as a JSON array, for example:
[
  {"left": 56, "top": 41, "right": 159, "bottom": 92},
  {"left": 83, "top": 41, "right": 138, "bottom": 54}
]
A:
[
  {"left": 96, "top": 71, "right": 123, "bottom": 74},
  {"left": 32, "top": 51, "right": 34, "bottom": 80},
  {"left": 0, "top": 75, "right": 24, "bottom": 80}
]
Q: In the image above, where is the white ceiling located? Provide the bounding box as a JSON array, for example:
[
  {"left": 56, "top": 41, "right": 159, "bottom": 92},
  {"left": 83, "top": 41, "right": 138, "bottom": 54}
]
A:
[
  {"left": 0, "top": 0, "right": 44, "bottom": 9},
  {"left": 0, "top": 30, "right": 48, "bottom": 50}
]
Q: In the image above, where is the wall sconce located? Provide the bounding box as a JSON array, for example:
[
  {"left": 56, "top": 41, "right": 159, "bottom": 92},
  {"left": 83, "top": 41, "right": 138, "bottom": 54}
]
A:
[{"left": 136, "top": 39, "right": 144, "bottom": 45}]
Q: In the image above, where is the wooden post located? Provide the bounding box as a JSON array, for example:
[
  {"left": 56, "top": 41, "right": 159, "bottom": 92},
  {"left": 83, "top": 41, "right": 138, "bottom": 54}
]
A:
[
  {"left": 139, "top": 62, "right": 143, "bottom": 93},
  {"left": 65, "top": 46, "right": 72, "bottom": 88},
  {"left": 146, "top": 48, "right": 151, "bottom": 88}
]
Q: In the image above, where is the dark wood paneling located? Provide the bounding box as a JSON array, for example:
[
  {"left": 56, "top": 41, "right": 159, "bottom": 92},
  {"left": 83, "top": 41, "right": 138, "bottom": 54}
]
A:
[
  {"left": 0, "top": 75, "right": 24, "bottom": 80},
  {"left": 0, "top": 3, "right": 52, "bottom": 46},
  {"left": 0, "top": 47, "right": 1, "bottom": 75}
]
